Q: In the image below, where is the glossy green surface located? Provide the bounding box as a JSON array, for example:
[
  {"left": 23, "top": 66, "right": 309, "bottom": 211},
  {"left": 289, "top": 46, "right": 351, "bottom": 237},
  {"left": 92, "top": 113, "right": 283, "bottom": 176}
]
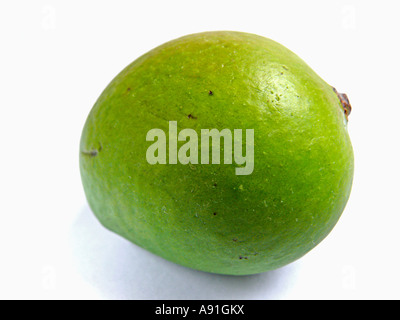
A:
[{"left": 80, "top": 31, "right": 354, "bottom": 275}]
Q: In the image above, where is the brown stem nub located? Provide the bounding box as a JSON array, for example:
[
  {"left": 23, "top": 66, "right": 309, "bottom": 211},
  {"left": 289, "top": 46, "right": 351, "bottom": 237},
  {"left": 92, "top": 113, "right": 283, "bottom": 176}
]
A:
[{"left": 332, "top": 87, "right": 352, "bottom": 120}]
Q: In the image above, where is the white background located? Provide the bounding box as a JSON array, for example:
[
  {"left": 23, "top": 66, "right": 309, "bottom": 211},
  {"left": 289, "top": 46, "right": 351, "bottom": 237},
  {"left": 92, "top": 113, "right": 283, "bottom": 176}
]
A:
[{"left": 1, "top": 0, "right": 399, "bottom": 300}]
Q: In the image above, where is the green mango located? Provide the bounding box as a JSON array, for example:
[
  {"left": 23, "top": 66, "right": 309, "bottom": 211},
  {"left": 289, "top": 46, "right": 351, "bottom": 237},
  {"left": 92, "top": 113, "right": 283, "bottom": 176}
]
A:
[{"left": 80, "top": 31, "right": 354, "bottom": 275}]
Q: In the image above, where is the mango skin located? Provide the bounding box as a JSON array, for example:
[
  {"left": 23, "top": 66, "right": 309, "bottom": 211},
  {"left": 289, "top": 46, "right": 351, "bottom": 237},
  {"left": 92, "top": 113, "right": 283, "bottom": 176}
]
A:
[{"left": 80, "top": 31, "right": 354, "bottom": 275}]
